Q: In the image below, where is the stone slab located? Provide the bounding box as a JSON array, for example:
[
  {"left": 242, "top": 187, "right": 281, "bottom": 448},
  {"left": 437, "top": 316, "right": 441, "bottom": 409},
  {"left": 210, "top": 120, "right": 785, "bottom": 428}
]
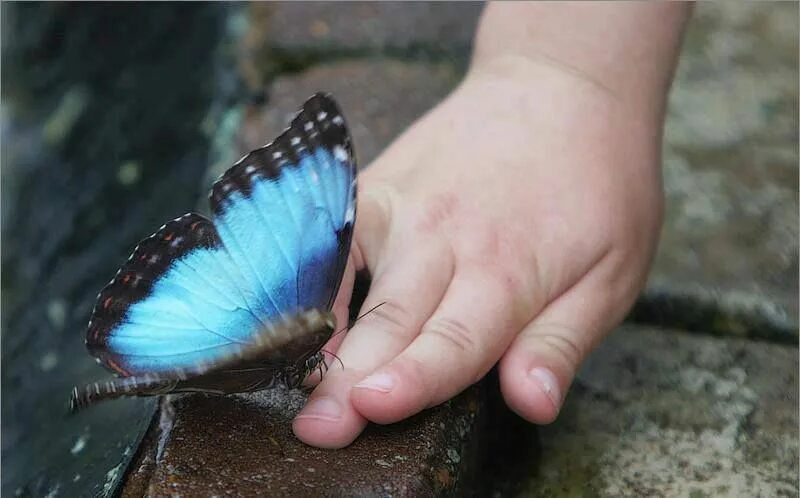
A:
[
  {"left": 528, "top": 325, "right": 798, "bottom": 497},
  {"left": 648, "top": 2, "right": 799, "bottom": 331}
]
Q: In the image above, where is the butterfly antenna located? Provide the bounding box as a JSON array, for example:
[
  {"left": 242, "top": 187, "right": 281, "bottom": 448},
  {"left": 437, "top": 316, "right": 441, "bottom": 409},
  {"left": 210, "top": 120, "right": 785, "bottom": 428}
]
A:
[
  {"left": 331, "top": 301, "right": 388, "bottom": 338},
  {"left": 321, "top": 349, "right": 345, "bottom": 370},
  {"left": 356, "top": 301, "right": 387, "bottom": 322}
]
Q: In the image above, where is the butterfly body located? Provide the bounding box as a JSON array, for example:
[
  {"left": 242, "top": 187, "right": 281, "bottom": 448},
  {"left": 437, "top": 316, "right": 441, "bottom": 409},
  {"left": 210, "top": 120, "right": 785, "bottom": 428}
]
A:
[{"left": 70, "top": 94, "right": 355, "bottom": 411}]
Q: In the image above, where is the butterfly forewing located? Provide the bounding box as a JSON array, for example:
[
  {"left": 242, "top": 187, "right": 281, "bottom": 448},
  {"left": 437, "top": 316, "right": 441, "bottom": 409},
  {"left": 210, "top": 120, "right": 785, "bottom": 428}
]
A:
[{"left": 210, "top": 93, "right": 355, "bottom": 314}]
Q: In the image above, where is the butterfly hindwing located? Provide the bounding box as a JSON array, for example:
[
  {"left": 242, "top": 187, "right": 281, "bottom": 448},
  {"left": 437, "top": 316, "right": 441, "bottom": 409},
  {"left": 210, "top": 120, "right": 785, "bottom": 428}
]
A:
[
  {"left": 82, "top": 93, "right": 355, "bottom": 391},
  {"left": 86, "top": 214, "right": 264, "bottom": 376}
]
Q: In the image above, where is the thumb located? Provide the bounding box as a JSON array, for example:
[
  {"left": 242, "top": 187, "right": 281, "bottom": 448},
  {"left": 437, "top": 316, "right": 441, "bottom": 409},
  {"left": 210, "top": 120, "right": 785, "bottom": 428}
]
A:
[{"left": 498, "top": 256, "right": 638, "bottom": 423}]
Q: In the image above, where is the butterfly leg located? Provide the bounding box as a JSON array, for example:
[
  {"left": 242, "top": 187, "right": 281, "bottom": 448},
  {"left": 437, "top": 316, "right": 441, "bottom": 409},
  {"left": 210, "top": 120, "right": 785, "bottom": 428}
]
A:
[{"left": 317, "top": 356, "right": 326, "bottom": 383}]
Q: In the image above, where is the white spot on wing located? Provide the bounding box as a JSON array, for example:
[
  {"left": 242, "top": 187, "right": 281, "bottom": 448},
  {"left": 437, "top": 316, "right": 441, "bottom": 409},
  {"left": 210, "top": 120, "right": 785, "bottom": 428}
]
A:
[
  {"left": 290, "top": 136, "right": 301, "bottom": 146},
  {"left": 333, "top": 145, "right": 348, "bottom": 162},
  {"left": 304, "top": 122, "right": 314, "bottom": 131},
  {"left": 316, "top": 111, "right": 328, "bottom": 121},
  {"left": 332, "top": 115, "right": 344, "bottom": 125}
]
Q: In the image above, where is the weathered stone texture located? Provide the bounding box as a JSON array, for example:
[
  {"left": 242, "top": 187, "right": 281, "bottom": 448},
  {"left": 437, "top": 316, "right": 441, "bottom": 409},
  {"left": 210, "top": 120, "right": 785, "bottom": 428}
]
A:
[
  {"left": 258, "top": 2, "right": 483, "bottom": 54},
  {"left": 208, "top": 59, "right": 462, "bottom": 185},
  {"left": 532, "top": 325, "right": 798, "bottom": 497},
  {"left": 123, "top": 383, "right": 489, "bottom": 497},
  {"left": 649, "top": 2, "right": 799, "bottom": 329}
]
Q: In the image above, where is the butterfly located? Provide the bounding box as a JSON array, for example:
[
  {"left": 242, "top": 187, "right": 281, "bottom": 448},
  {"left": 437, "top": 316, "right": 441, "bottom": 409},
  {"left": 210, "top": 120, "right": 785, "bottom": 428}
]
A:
[{"left": 70, "top": 93, "right": 356, "bottom": 411}]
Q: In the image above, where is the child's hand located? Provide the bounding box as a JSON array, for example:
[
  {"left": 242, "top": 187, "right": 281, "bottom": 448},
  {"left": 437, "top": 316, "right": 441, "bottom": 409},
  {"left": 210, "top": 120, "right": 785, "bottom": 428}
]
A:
[
  {"left": 293, "top": 57, "right": 664, "bottom": 448},
  {"left": 293, "top": 1, "right": 691, "bottom": 448}
]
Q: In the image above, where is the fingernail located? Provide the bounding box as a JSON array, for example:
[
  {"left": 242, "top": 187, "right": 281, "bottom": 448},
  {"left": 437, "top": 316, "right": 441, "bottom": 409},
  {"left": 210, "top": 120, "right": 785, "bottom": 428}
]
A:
[
  {"left": 529, "top": 367, "right": 561, "bottom": 409},
  {"left": 354, "top": 372, "right": 395, "bottom": 393},
  {"left": 298, "top": 396, "right": 342, "bottom": 421}
]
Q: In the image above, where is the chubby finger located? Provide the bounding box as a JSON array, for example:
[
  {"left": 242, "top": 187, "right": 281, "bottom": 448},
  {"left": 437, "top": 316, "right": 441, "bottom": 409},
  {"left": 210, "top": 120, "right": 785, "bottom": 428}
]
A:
[
  {"left": 293, "top": 241, "right": 453, "bottom": 448},
  {"left": 337, "top": 239, "right": 454, "bottom": 366},
  {"left": 350, "top": 268, "right": 530, "bottom": 424},
  {"left": 498, "top": 257, "right": 636, "bottom": 424}
]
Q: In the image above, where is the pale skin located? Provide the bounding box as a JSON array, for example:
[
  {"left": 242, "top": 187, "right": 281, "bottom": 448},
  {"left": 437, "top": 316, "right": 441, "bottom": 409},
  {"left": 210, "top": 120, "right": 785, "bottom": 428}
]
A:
[{"left": 294, "top": 2, "right": 694, "bottom": 448}]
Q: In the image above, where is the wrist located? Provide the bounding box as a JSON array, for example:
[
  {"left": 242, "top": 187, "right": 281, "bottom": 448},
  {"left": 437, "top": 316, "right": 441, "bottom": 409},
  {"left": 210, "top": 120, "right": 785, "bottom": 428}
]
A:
[
  {"left": 470, "top": 2, "right": 692, "bottom": 123},
  {"left": 451, "top": 54, "right": 665, "bottom": 187},
  {"left": 462, "top": 53, "right": 658, "bottom": 135}
]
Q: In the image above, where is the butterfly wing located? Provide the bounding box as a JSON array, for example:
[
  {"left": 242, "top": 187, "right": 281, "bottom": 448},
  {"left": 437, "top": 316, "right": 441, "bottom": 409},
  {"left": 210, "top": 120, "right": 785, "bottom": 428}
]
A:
[
  {"left": 86, "top": 93, "right": 356, "bottom": 377},
  {"left": 210, "top": 93, "right": 355, "bottom": 317},
  {"left": 86, "top": 213, "right": 268, "bottom": 375}
]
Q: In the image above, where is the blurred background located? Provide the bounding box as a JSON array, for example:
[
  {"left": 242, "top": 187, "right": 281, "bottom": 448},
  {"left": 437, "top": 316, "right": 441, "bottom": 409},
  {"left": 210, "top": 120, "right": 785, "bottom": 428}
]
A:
[{"left": 2, "top": 3, "right": 797, "bottom": 497}]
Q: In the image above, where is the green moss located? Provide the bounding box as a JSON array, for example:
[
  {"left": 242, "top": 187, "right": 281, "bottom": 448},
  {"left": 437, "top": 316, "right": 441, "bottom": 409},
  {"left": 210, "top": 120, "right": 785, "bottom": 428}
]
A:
[{"left": 516, "top": 441, "right": 603, "bottom": 498}]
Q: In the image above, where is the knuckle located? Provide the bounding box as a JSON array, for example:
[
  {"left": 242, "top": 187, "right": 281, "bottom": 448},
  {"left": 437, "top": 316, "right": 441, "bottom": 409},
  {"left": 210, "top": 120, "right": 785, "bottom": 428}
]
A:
[
  {"left": 416, "top": 192, "right": 460, "bottom": 235},
  {"left": 422, "top": 317, "right": 478, "bottom": 356},
  {"left": 403, "top": 356, "right": 438, "bottom": 403},
  {"left": 534, "top": 325, "right": 587, "bottom": 370},
  {"left": 364, "top": 300, "right": 415, "bottom": 340}
]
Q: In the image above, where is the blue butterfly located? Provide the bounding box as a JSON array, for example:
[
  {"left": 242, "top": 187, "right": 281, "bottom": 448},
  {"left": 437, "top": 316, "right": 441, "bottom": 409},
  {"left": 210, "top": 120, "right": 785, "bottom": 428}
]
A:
[{"left": 70, "top": 94, "right": 356, "bottom": 411}]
